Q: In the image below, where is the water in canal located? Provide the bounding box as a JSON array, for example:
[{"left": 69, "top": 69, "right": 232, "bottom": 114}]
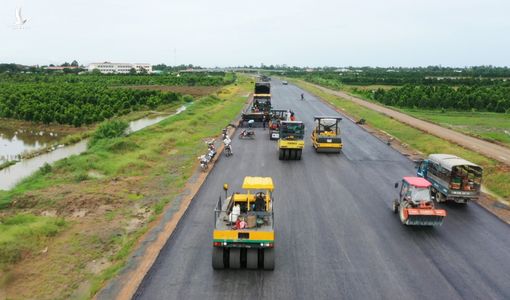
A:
[{"left": 0, "top": 105, "right": 187, "bottom": 190}]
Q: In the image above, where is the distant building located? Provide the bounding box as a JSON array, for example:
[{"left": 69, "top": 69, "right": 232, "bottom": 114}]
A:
[
  {"left": 45, "top": 66, "right": 80, "bottom": 71},
  {"left": 87, "top": 62, "right": 152, "bottom": 74}
]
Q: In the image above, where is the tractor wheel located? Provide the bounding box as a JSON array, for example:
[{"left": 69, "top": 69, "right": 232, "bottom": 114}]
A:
[
  {"left": 212, "top": 247, "right": 224, "bottom": 269},
  {"left": 296, "top": 149, "right": 302, "bottom": 160},
  {"left": 399, "top": 206, "right": 408, "bottom": 225},
  {"left": 229, "top": 248, "right": 241, "bottom": 269},
  {"left": 392, "top": 200, "right": 399, "bottom": 213},
  {"left": 279, "top": 149, "right": 284, "bottom": 160},
  {"left": 263, "top": 248, "right": 275, "bottom": 270},
  {"left": 246, "top": 249, "right": 258, "bottom": 269}
]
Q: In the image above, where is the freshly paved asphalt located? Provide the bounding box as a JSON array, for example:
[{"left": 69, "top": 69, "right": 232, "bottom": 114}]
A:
[{"left": 134, "top": 79, "right": 510, "bottom": 300}]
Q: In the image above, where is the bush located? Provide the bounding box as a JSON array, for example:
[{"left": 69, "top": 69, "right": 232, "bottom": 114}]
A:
[
  {"left": 89, "top": 120, "right": 129, "bottom": 146},
  {"left": 74, "top": 172, "right": 89, "bottom": 182},
  {"left": 183, "top": 95, "right": 194, "bottom": 103},
  {"left": 40, "top": 163, "right": 52, "bottom": 174}
]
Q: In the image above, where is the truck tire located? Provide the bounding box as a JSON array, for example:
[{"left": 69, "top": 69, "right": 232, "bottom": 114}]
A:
[
  {"left": 263, "top": 248, "right": 275, "bottom": 270},
  {"left": 212, "top": 247, "right": 224, "bottom": 269},
  {"left": 229, "top": 248, "right": 241, "bottom": 269},
  {"left": 246, "top": 249, "right": 258, "bottom": 269},
  {"left": 283, "top": 149, "right": 289, "bottom": 160},
  {"left": 279, "top": 149, "right": 284, "bottom": 160}
]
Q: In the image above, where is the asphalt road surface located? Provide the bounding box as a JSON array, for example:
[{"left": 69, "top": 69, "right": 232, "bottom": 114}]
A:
[
  {"left": 134, "top": 79, "right": 510, "bottom": 300},
  {"left": 310, "top": 82, "right": 510, "bottom": 165}
]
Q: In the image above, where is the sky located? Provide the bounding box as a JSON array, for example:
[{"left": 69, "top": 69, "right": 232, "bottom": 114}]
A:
[{"left": 1, "top": 0, "right": 510, "bottom": 67}]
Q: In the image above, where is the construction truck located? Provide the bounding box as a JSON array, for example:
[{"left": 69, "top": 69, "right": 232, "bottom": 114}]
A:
[
  {"left": 417, "top": 154, "right": 483, "bottom": 204},
  {"left": 212, "top": 177, "right": 275, "bottom": 270},
  {"left": 268, "top": 109, "right": 289, "bottom": 140},
  {"left": 240, "top": 82, "right": 272, "bottom": 127},
  {"left": 392, "top": 177, "right": 447, "bottom": 226},
  {"left": 311, "top": 116, "right": 342, "bottom": 153},
  {"left": 254, "top": 82, "right": 271, "bottom": 101},
  {"left": 278, "top": 121, "right": 305, "bottom": 160}
]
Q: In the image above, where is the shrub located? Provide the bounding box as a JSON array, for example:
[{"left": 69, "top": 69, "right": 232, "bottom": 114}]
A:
[
  {"left": 40, "top": 163, "right": 52, "bottom": 174},
  {"left": 89, "top": 120, "right": 129, "bottom": 146},
  {"left": 183, "top": 95, "right": 194, "bottom": 103}
]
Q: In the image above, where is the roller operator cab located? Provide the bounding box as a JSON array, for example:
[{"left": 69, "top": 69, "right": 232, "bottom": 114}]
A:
[
  {"left": 311, "top": 116, "right": 342, "bottom": 153},
  {"left": 278, "top": 121, "right": 305, "bottom": 160},
  {"left": 392, "top": 177, "right": 447, "bottom": 226},
  {"left": 212, "top": 177, "right": 275, "bottom": 270},
  {"left": 417, "top": 154, "right": 483, "bottom": 204}
]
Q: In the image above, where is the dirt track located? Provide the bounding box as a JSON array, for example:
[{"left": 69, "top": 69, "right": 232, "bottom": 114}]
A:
[{"left": 310, "top": 83, "right": 510, "bottom": 165}]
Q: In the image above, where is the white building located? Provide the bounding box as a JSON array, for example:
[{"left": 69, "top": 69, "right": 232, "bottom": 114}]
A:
[{"left": 87, "top": 62, "right": 152, "bottom": 74}]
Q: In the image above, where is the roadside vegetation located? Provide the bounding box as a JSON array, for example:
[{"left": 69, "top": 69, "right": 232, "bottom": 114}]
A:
[
  {"left": 397, "top": 109, "right": 510, "bottom": 147},
  {"left": 0, "top": 75, "right": 251, "bottom": 299},
  {"left": 291, "top": 79, "right": 510, "bottom": 200},
  {"left": 0, "top": 72, "right": 235, "bottom": 126}
]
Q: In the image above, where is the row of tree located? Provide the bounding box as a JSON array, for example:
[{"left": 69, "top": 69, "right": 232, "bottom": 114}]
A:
[
  {"left": 0, "top": 72, "right": 234, "bottom": 86},
  {"left": 0, "top": 83, "right": 184, "bottom": 127},
  {"left": 283, "top": 67, "right": 510, "bottom": 86},
  {"left": 373, "top": 84, "right": 510, "bottom": 113}
]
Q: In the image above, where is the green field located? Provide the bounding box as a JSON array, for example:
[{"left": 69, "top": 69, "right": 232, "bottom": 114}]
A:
[
  {"left": 0, "top": 75, "right": 252, "bottom": 299},
  {"left": 291, "top": 79, "right": 510, "bottom": 201},
  {"left": 398, "top": 109, "right": 510, "bottom": 147},
  {"left": 336, "top": 84, "right": 510, "bottom": 148}
]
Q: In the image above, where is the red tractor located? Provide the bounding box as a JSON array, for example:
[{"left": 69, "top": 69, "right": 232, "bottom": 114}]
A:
[{"left": 393, "top": 177, "right": 447, "bottom": 226}]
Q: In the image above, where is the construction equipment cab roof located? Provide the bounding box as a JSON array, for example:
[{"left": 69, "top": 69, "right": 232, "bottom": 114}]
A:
[
  {"left": 242, "top": 177, "right": 274, "bottom": 191},
  {"left": 403, "top": 176, "right": 431, "bottom": 188}
]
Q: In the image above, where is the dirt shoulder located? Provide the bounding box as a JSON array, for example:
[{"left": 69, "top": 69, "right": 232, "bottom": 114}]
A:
[{"left": 308, "top": 83, "right": 510, "bottom": 166}]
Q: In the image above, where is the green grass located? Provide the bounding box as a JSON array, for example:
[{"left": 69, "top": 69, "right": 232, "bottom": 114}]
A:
[
  {"left": 292, "top": 79, "right": 510, "bottom": 200},
  {"left": 0, "top": 74, "right": 252, "bottom": 299},
  {"left": 0, "top": 214, "right": 66, "bottom": 267},
  {"left": 334, "top": 83, "right": 510, "bottom": 148},
  {"left": 397, "top": 109, "right": 510, "bottom": 147}
]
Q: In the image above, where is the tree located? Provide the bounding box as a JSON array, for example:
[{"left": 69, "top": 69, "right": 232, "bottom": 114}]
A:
[
  {"left": 71, "top": 60, "right": 79, "bottom": 67},
  {"left": 129, "top": 68, "right": 137, "bottom": 75}
]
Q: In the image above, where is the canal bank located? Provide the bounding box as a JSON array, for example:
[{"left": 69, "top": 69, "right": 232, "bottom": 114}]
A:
[{"left": 0, "top": 105, "right": 187, "bottom": 190}]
